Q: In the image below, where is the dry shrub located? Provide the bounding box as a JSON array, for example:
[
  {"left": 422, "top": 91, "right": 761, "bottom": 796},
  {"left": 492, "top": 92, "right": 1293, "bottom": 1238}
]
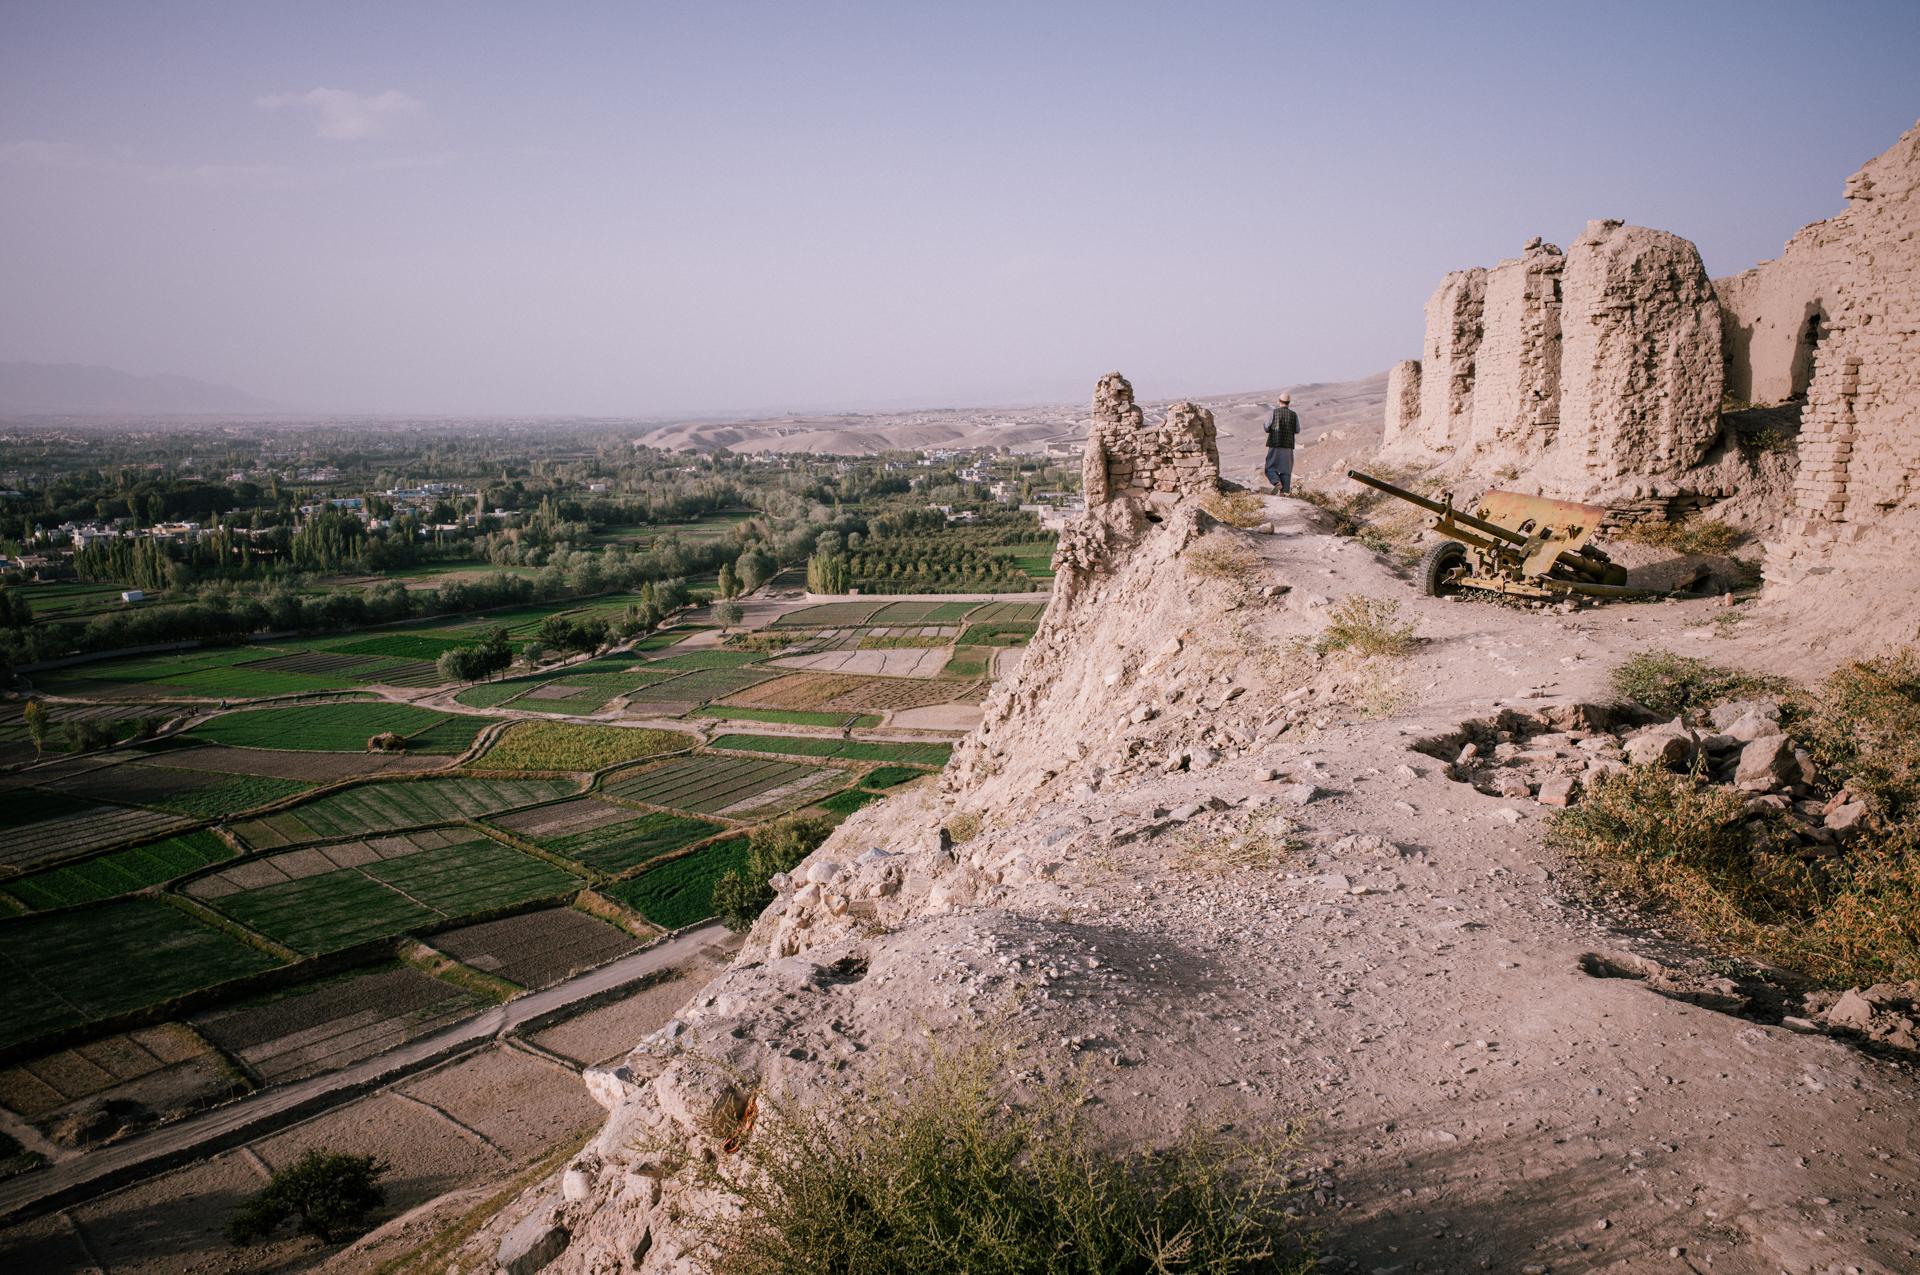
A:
[
  {"left": 1616, "top": 518, "right": 1743, "bottom": 556},
  {"left": 1176, "top": 814, "right": 1300, "bottom": 873},
  {"left": 1798, "top": 647, "right": 1920, "bottom": 821},
  {"left": 692, "top": 1042, "right": 1314, "bottom": 1275},
  {"left": 945, "top": 811, "right": 982, "bottom": 844},
  {"left": 1312, "top": 595, "right": 1418, "bottom": 658},
  {"left": 1183, "top": 533, "right": 1262, "bottom": 582},
  {"left": 1200, "top": 489, "right": 1269, "bottom": 529}
]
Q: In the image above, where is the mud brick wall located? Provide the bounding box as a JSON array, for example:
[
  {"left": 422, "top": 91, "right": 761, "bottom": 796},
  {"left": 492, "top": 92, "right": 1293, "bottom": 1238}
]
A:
[
  {"left": 1469, "top": 239, "right": 1564, "bottom": 461},
  {"left": 1081, "top": 372, "right": 1219, "bottom": 508},
  {"left": 1382, "top": 359, "right": 1423, "bottom": 452},
  {"left": 1555, "top": 220, "right": 1723, "bottom": 485},
  {"left": 1416, "top": 268, "right": 1485, "bottom": 451}
]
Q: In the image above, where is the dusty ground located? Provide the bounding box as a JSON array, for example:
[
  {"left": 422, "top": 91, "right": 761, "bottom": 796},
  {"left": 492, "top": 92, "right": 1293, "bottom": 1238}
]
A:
[{"left": 490, "top": 493, "right": 1918, "bottom": 1275}]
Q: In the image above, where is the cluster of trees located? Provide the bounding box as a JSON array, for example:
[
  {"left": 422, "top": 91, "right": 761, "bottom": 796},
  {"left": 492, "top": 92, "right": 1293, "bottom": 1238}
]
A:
[
  {"left": 21, "top": 701, "right": 164, "bottom": 757},
  {"left": 434, "top": 626, "right": 514, "bottom": 683},
  {"left": 712, "top": 815, "right": 837, "bottom": 932}
]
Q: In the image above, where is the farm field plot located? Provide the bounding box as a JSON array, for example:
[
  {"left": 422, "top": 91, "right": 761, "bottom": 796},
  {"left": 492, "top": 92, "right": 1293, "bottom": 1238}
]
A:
[
  {"left": 454, "top": 681, "right": 528, "bottom": 708},
  {"left": 607, "top": 837, "right": 748, "bottom": 929},
  {"left": 2, "top": 797, "right": 194, "bottom": 872},
  {"left": 433, "top": 908, "right": 642, "bottom": 988},
  {"left": 237, "top": 650, "right": 385, "bottom": 678},
  {"left": 604, "top": 755, "right": 847, "bottom": 817},
  {"left": 708, "top": 733, "right": 954, "bottom": 766},
  {"left": 819, "top": 788, "right": 887, "bottom": 818},
  {"left": 770, "top": 647, "right": 949, "bottom": 678},
  {"left": 504, "top": 684, "right": 620, "bottom": 715},
  {"left": 189, "top": 703, "right": 493, "bottom": 753},
  {"left": 861, "top": 765, "right": 934, "bottom": 789},
  {"left": 227, "top": 776, "right": 577, "bottom": 850},
  {"left": 821, "top": 676, "right": 976, "bottom": 712},
  {"left": 524, "top": 809, "right": 721, "bottom": 874},
  {"left": 212, "top": 835, "right": 581, "bottom": 954},
  {"left": 771, "top": 601, "right": 886, "bottom": 628},
  {"left": 323, "top": 632, "right": 475, "bottom": 661},
  {"left": 964, "top": 600, "right": 1046, "bottom": 625},
  {"left": 863, "top": 600, "right": 963, "bottom": 625},
  {"left": 959, "top": 620, "right": 1038, "bottom": 646},
  {"left": 642, "top": 649, "right": 763, "bottom": 670},
  {"left": 193, "top": 964, "right": 488, "bottom": 1086},
  {"left": 690, "top": 706, "right": 879, "bottom": 729},
  {"left": 993, "top": 541, "right": 1058, "bottom": 578},
  {"left": 35, "top": 647, "right": 263, "bottom": 692},
  {"left": 0, "top": 900, "right": 282, "bottom": 1050},
  {"left": 187, "top": 827, "right": 471, "bottom": 898},
  {"left": 126, "top": 743, "right": 446, "bottom": 782},
  {"left": 49, "top": 764, "right": 311, "bottom": 820},
  {"left": 720, "top": 672, "right": 868, "bottom": 710},
  {"left": 478, "top": 722, "right": 692, "bottom": 772},
  {"left": 0, "top": 1023, "right": 230, "bottom": 1125},
  {"left": 151, "top": 666, "right": 354, "bottom": 697},
  {"left": 648, "top": 667, "right": 775, "bottom": 699},
  {"left": 3, "top": 830, "right": 235, "bottom": 911}
]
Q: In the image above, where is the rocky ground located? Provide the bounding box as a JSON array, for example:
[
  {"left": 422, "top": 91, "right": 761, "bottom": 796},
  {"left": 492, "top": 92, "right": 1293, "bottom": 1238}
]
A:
[{"left": 466, "top": 494, "right": 1918, "bottom": 1275}]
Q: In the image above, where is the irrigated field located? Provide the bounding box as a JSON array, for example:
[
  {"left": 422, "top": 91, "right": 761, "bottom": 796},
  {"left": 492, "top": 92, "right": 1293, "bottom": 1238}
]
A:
[
  {"left": 432, "top": 908, "right": 642, "bottom": 989},
  {"left": 606, "top": 837, "right": 749, "bottom": 930},
  {"left": 526, "top": 810, "right": 720, "bottom": 874},
  {"left": 190, "top": 703, "right": 495, "bottom": 753},
  {"left": 229, "top": 776, "right": 577, "bottom": 849},
  {"left": 211, "top": 835, "right": 582, "bottom": 954},
  {"left": 689, "top": 706, "right": 880, "bottom": 728},
  {"left": 0, "top": 900, "right": 282, "bottom": 1050},
  {"left": 2, "top": 794, "right": 194, "bottom": 872},
  {"left": 707, "top": 733, "right": 953, "bottom": 766},
  {"left": 771, "top": 601, "right": 886, "bottom": 628},
  {"left": 3, "top": 830, "right": 235, "bottom": 911},
  {"left": 603, "top": 755, "right": 846, "bottom": 817},
  {"left": 477, "top": 722, "right": 692, "bottom": 772}
]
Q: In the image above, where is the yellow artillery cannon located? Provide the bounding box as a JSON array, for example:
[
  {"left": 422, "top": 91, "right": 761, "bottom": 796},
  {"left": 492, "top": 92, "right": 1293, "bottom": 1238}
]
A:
[{"left": 1345, "top": 470, "right": 1656, "bottom": 600}]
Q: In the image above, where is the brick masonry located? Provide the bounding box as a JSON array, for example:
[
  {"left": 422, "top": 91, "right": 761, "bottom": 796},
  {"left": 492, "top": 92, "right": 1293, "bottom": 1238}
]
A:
[{"left": 1081, "top": 372, "right": 1220, "bottom": 509}]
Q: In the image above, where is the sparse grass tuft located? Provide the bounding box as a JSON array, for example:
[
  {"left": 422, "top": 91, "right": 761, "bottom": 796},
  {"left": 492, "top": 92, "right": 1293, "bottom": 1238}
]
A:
[
  {"left": 1616, "top": 518, "right": 1743, "bottom": 556},
  {"left": 1177, "top": 815, "right": 1300, "bottom": 873},
  {"left": 945, "top": 811, "right": 982, "bottom": 844},
  {"left": 1200, "top": 489, "right": 1269, "bottom": 529},
  {"left": 1312, "top": 595, "right": 1418, "bottom": 658},
  {"left": 1798, "top": 647, "right": 1920, "bottom": 821},
  {"left": 1609, "top": 650, "right": 1788, "bottom": 718},
  {"left": 1183, "top": 533, "right": 1262, "bottom": 582},
  {"left": 692, "top": 1042, "right": 1314, "bottom": 1275}
]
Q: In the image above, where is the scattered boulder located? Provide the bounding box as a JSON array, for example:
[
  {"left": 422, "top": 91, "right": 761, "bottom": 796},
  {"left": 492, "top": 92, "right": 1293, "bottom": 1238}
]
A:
[
  {"left": 1734, "top": 736, "right": 1798, "bottom": 792},
  {"left": 1537, "top": 774, "right": 1580, "bottom": 808},
  {"left": 1625, "top": 725, "right": 1696, "bottom": 771}
]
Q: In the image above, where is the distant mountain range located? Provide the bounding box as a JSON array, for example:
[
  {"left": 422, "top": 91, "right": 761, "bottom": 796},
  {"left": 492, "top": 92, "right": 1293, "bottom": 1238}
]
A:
[{"left": 0, "top": 362, "right": 288, "bottom": 416}]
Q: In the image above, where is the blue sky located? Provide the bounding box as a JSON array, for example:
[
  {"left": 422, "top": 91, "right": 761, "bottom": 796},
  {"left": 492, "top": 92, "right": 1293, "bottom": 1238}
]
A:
[{"left": 1, "top": 1, "right": 1915, "bottom": 415}]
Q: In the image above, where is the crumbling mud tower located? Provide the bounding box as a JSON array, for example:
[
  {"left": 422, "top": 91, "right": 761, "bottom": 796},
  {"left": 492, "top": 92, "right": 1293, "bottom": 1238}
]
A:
[
  {"left": 1555, "top": 220, "right": 1723, "bottom": 487},
  {"left": 1080, "top": 372, "right": 1220, "bottom": 510},
  {"left": 1382, "top": 358, "right": 1423, "bottom": 451},
  {"left": 1762, "top": 123, "right": 1920, "bottom": 604},
  {"left": 1468, "top": 238, "right": 1564, "bottom": 462},
  {"left": 1416, "top": 268, "right": 1486, "bottom": 451}
]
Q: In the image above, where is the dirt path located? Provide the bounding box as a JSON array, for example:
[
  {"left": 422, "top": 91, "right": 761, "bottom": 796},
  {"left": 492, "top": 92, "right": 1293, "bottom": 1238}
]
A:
[{"left": 0, "top": 922, "right": 737, "bottom": 1229}]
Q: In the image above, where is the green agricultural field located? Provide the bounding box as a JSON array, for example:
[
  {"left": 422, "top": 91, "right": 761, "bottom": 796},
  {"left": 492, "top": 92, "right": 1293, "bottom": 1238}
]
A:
[
  {"left": 965, "top": 600, "right": 1046, "bottom": 625},
  {"left": 689, "top": 706, "right": 882, "bottom": 729},
  {"left": 994, "top": 541, "right": 1058, "bottom": 578},
  {"left": 608, "top": 837, "right": 748, "bottom": 929},
  {"left": 190, "top": 703, "right": 492, "bottom": 753},
  {"left": 861, "top": 765, "right": 933, "bottom": 788},
  {"left": 958, "top": 621, "right": 1038, "bottom": 647},
  {"left": 455, "top": 681, "right": 529, "bottom": 708},
  {"left": 480, "top": 722, "right": 693, "bottom": 771},
  {"left": 708, "top": 733, "right": 953, "bottom": 766},
  {"left": 230, "top": 776, "right": 577, "bottom": 849},
  {"left": 329, "top": 633, "right": 476, "bottom": 660},
  {"left": 604, "top": 754, "right": 846, "bottom": 816},
  {"left": 3, "top": 830, "right": 236, "bottom": 911},
  {"left": 536, "top": 811, "right": 721, "bottom": 874},
  {"left": 651, "top": 667, "right": 774, "bottom": 699},
  {"left": 146, "top": 774, "right": 314, "bottom": 820},
  {"left": 941, "top": 647, "right": 991, "bottom": 679},
  {"left": 772, "top": 601, "right": 886, "bottom": 629},
  {"left": 818, "top": 788, "right": 887, "bottom": 818},
  {"left": 643, "top": 649, "right": 763, "bottom": 670},
  {"left": 0, "top": 899, "right": 282, "bottom": 1049},
  {"left": 0, "top": 789, "right": 97, "bottom": 831},
  {"left": 213, "top": 836, "right": 582, "bottom": 955}
]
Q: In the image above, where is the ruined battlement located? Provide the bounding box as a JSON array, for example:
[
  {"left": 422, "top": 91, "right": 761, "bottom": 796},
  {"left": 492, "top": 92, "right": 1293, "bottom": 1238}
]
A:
[{"left": 1080, "top": 372, "right": 1220, "bottom": 509}]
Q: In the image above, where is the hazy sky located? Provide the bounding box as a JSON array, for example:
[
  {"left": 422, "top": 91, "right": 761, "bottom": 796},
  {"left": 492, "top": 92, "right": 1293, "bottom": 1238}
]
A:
[{"left": 2, "top": 1, "right": 1916, "bottom": 417}]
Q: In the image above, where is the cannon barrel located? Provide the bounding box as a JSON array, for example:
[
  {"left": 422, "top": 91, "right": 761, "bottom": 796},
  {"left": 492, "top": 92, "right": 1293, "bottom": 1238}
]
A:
[{"left": 1345, "top": 469, "right": 1614, "bottom": 583}]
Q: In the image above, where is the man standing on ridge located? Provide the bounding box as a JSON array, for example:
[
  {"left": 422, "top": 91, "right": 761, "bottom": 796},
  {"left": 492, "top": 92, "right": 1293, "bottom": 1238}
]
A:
[{"left": 1263, "top": 391, "right": 1299, "bottom": 494}]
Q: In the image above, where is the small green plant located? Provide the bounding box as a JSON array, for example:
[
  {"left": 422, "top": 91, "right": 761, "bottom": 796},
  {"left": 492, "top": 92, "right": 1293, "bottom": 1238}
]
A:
[
  {"left": 227, "top": 1149, "right": 390, "bottom": 1246},
  {"left": 1798, "top": 647, "right": 1920, "bottom": 820},
  {"left": 692, "top": 1043, "right": 1313, "bottom": 1274},
  {"left": 1313, "top": 595, "right": 1418, "bottom": 657},
  {"left": 711, "top": 815, "right": 837, "bottom": 931},
  {"left": 1609, "top": 650, "right": 1787, "bottom": 718}
]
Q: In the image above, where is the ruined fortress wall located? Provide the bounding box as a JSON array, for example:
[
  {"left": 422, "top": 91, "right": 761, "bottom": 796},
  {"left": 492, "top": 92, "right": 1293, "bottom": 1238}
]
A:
[
  {"left": 1555, "top": 220, "right": 1723, "bottom": 485},
  {"left": 1416, "top": 268, "right": 1485, "bottom": 451},
  {"left": 1382, "top": 359, "right": 1423, "bottom": 451},
  {"left": 1716, "top": 256, "right": 1833, "bottom": 406},
  {"left": 1469, "top": 240, "right": 1563, "bottom": 460},
  {"left": 1770, "top": 122, "right": 1920, "bottom": 574},
  {"left": 1081, "top": 372, "right": 1219, "bottom": 507}
]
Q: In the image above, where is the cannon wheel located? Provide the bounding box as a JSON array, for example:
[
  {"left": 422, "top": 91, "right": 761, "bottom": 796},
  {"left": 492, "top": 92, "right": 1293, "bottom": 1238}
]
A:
[{"left": 1419, "top": 540, "right": 1468, "bottom": 596}]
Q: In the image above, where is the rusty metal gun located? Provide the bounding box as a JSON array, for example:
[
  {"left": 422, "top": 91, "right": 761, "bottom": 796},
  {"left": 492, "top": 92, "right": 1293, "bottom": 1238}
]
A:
[{"left": 1345, "top": 470, "right": 1654, "bottom": 600}]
